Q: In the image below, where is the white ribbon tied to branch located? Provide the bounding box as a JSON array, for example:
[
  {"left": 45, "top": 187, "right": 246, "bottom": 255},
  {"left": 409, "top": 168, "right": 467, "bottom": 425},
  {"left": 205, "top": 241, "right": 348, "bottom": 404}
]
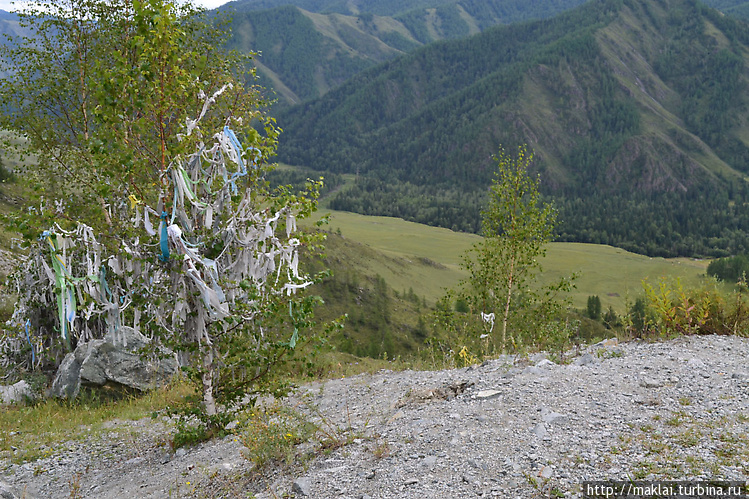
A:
[{"left": 480, "top": 312, "right": 495, "bottom": 339}]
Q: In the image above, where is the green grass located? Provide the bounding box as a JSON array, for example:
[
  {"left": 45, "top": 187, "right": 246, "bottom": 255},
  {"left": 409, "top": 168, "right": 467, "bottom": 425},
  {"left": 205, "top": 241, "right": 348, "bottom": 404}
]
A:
[
  {"left": 314, "top": 210, "right": 476, "bottom": 304},
  {"left": 311, "top": 209, "right": 713, "bottom": 311},
  {"left": 0, "top": 379, "right": 194, "bottom": 464}
]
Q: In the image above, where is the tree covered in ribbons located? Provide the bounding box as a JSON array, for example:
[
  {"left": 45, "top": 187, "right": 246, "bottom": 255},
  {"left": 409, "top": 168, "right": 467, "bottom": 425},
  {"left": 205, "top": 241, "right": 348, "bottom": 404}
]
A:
[{"left": 0, "top": 0, "right": 330, "bottom": 415}]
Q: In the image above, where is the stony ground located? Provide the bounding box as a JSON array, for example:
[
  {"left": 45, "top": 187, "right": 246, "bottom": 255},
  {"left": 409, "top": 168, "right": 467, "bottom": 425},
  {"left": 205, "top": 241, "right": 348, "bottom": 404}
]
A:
[{"left": 2, "top": 334, "right": 749, "bottom": 498}]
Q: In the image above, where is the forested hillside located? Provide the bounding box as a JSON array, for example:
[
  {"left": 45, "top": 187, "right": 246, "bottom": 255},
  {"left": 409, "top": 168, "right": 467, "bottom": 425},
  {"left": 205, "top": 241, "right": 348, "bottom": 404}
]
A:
[
  {"left": 274, "top": 0, "right": 749, "bottom": 258},
  {"left": 706, "top": 0, "right": 749, "bottom": 18},
  {"left": 3, "top": 0, "right": 749, "bottom": 257},
  {"left": 220, "top": 0, "right": 749, "bottom": 104},
  {"left": 228, "top": 0, "right": 749, "bottom": 18},
  {"left": 224, "top": 0, "right": 591, "bottom": 103}
]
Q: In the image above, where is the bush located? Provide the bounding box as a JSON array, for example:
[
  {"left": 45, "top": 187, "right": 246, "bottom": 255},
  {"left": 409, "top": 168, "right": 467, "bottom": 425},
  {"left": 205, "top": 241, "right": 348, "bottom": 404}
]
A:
[
  {"left": 707, "top": 254, "right": 749, "bottom": 283},
  {"left": 642, "top": 277, "right": 749, "bottom": 337}
]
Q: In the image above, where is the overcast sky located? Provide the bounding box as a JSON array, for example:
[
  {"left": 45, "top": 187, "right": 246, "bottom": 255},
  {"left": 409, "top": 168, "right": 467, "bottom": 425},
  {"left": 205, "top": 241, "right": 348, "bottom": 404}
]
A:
[{"left": 0, "top": 0, "right": 231, "bottom": 12}]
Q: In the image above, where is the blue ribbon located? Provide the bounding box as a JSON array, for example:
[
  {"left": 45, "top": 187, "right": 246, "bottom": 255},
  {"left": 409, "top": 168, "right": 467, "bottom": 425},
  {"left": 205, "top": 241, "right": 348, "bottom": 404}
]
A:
[
  {"left": 99, "top": 265, "right": 113, "bottom": 302},
  {"left": 159, "top": 211, "right": 170, "bottom": 262},
  {"left": 24, "top": 319, "right": 35, "bottom": 364},
  {"left": 224, "top": 126, "right": 251, "bottom": 195},
  {"left": 99, "top": 265, "right": 122, "bottom": 335},
  {"left": 224, "top": 126, "right": 245, "bottom": 171}
]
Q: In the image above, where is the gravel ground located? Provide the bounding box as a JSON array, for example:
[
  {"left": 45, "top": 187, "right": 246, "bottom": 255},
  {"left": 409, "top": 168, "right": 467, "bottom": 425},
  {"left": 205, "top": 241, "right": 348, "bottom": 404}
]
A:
[{"left": 2, "top": 334, "right": 749, "bottom": 498}]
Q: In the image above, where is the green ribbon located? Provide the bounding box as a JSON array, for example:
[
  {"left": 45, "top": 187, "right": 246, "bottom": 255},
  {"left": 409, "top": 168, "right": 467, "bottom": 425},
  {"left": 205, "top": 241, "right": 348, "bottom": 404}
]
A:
[
  {"left": 43, "top": 232, "right": 75, "bottom": 350},
  {"left": 286, "top": 301, "right": 298, "bottom": 349}
]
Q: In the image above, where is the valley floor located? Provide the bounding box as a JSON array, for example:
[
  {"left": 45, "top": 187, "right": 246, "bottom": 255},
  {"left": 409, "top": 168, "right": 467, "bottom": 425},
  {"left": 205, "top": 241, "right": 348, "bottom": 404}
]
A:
[{"left": 2, "top": 334, "right": 748, "bottom": 498}]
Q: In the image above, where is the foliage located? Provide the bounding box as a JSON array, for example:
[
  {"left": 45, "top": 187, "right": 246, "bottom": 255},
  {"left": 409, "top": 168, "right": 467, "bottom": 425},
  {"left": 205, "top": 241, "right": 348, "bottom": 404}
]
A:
[
  {"left": 643, "top": 278, "right": 712, "bottom": 336},
  {"left": 237, "top": 398, "right": 362, "bottom": 469},
  {"left": 627, "top": 296, "right": 650, "bottom": 336},
  {"left": 602, "top": 305, "right": 621, "bottom": 330},
  {"left": 640, "top": 277, "right": 749, "bottom": 337},
  {"left": 275, "top": 0, "right": 749, "bottom": 258},
  {"left": 238, "top": 404, "right": 316, "bottom": 468},
  {"left": 302, "top": 231, "right": 435, "bottom": 360},
  {"left": 171, "top": 407, "right": 235, "bottom": 450},
  {"left": 267, "top": 168, "right": 345, "bottom": 199},
  {"left": 707, "top": 254, "right": 749, "bottom": 283},
  {"left": 0, "top": 156, "right": 13, "bottom": 183},
  {"left": 586, "top": 295, "right": 602, "bottom": 320},
  {"left": 329, "top": 178, "right": 484, "bottom": 233},
  {"left": 0, "top": 0, "right": 329, "bottom": 419},
  {"left": 436, "top": 146, "right": 574, "bottom": 354},
  {"left": 467, "top": 146, "right": 559, "bottom": 349}
]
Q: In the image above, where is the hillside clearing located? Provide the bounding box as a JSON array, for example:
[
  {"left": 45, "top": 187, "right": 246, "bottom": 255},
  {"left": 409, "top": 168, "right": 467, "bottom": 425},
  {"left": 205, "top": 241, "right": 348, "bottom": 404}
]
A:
[{"left": 313, "top": 209, "right": 713, "bottom": 311}]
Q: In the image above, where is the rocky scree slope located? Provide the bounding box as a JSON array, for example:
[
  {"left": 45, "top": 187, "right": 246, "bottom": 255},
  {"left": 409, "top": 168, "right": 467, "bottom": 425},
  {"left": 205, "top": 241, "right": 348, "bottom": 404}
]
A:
[{"left": 1, "top": 334, "right": 748, "bottom": 498}]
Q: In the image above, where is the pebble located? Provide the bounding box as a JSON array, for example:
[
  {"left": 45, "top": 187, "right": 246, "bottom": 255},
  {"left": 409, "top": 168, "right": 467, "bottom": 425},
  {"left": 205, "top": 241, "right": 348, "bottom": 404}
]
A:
[
  {"left": 532, "top": 423, "right": 547, "bottom": 439},
  {"left": 292, "top": 477, "right": 311, "bottom": 496},
  {"left": 0, "top": 480, "right": 21, "bottom": 499},
  {"left": 540, "top": 407, "right": 568, "bottom": 424},
  {"left": 476, "top": 390, "right": 502, "bottom": 399},
  {"left": 573, "top": 353, "right": 599, "bottom": 367},
  {"left": 639, "top": 377, "right": 663, "bottom": 388},
  {"left": 4, "top": 336, "right": 749, "bottom": 499}
]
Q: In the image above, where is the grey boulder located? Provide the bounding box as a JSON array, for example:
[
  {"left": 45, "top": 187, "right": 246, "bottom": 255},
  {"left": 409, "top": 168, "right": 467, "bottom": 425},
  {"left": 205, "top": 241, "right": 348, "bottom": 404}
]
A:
[
  {"left": 0, "top": 480, "right": 26, "bottom": 499},
  {"left": 0, "top": 380, "right": 35, "bottom": 405},
  {"left": 51, "top": 326, "right": 178, "bottom": 399}
]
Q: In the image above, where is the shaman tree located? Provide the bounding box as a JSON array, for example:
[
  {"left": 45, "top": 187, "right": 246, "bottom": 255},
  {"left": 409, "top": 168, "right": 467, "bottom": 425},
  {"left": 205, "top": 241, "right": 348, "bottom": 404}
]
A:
[
  {"left": 458, "top": 145, "right": 568, "bottom": 352},
  {"left": 0, "top": 0, "right": 326, "bottom": 415}
]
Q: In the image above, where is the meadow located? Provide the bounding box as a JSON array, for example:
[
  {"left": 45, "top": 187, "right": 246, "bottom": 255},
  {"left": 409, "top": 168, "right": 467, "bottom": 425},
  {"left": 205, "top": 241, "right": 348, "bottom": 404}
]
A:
[{"left": 313, "top": 209, "right": 713, "bottom": 312}]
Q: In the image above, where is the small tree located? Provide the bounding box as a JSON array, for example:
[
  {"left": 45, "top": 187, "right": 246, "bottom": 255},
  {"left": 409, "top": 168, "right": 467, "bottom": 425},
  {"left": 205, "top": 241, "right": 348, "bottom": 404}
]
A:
[
  {"left": 0, "top": 0, "right": 328, "bottom": 415},
  {"left": 455, "top": 145, "right": 572, "bottom": 352},
  {"left": 587, "top": 295, "right": 602, "bottom": 320}
]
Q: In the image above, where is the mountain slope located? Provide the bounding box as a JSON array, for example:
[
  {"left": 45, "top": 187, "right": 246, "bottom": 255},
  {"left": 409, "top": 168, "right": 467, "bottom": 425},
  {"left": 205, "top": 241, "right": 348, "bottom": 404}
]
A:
[
  {"left": 275, "top": 0, "right": 749, "bottom": 257},
  {"left": 227, "top": 6, "right": 414, "bottom": 103},
  {"left": 224, "top": 0, "right": 591, "bottom": 103},
  {"left": 0, "top": 11, "right": 32, "bottom": 46},
  {"left": 222, "top": 0, "right": 749, "bottom": 104}
]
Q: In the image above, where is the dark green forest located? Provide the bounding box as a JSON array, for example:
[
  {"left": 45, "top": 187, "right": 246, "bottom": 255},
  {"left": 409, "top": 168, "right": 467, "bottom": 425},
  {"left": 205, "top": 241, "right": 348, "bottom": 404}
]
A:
[
  {"left": 707, "top": 253, "right": 749, "bottom": 282},
  {"left": 274, "top": 0, "right": 749, "bottom": 258},
  {"left": 223, "top": 0, "right": 593, "bottom": 103},
  {"left": 229, "top": 0, "right": 749, "bottom": 21},
  {"left": 229, "top": 0, "right": 590, "bottom": 19}
]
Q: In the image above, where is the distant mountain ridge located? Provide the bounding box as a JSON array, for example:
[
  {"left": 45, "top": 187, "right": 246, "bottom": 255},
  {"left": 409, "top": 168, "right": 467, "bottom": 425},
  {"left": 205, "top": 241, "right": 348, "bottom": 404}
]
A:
[
  {"left": 223, "top": 0, "right": 591, "bottom": 103},
  {"left": 0, "top": 11, "right": 30, "bottom": 39},
  {"left": 222, "top": 0, "right": 749, "bottom": 104},
  {"left": 227, "top": 0, "right": 749, "bottom": 18},
  {"left": 3, "top": 1, "right": 749, "bottom": 257},
  {"left": 273, "top": 0, "right": 749, "bottom": 257}
]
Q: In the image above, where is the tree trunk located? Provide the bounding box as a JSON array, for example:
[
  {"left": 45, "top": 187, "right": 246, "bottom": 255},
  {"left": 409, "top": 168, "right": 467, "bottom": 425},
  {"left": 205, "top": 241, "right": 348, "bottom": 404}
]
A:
[
  {"left": 501, "top": 254, "right": 516, "bottom": 351},
  {"left": 187, "top": 290, "right": 217, "bottom": 416},
  {"left": 201, "top": 344, "right": 217, "bottom": 416}
]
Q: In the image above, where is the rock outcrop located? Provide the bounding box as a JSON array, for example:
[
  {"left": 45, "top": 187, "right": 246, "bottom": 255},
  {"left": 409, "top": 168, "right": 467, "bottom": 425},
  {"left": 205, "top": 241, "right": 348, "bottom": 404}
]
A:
[{"left": 51, "top": 327, "right": 178, "bottom": 399}]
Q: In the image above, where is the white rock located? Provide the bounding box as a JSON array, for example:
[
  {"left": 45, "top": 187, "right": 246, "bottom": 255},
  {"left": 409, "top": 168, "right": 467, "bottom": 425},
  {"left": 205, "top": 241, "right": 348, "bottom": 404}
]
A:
[
  {"left": 0, "top": 380, "right": 35, "bottom": 405},
  {"left": 476, "top": 389, "right": 502, "bottom": 399}
]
